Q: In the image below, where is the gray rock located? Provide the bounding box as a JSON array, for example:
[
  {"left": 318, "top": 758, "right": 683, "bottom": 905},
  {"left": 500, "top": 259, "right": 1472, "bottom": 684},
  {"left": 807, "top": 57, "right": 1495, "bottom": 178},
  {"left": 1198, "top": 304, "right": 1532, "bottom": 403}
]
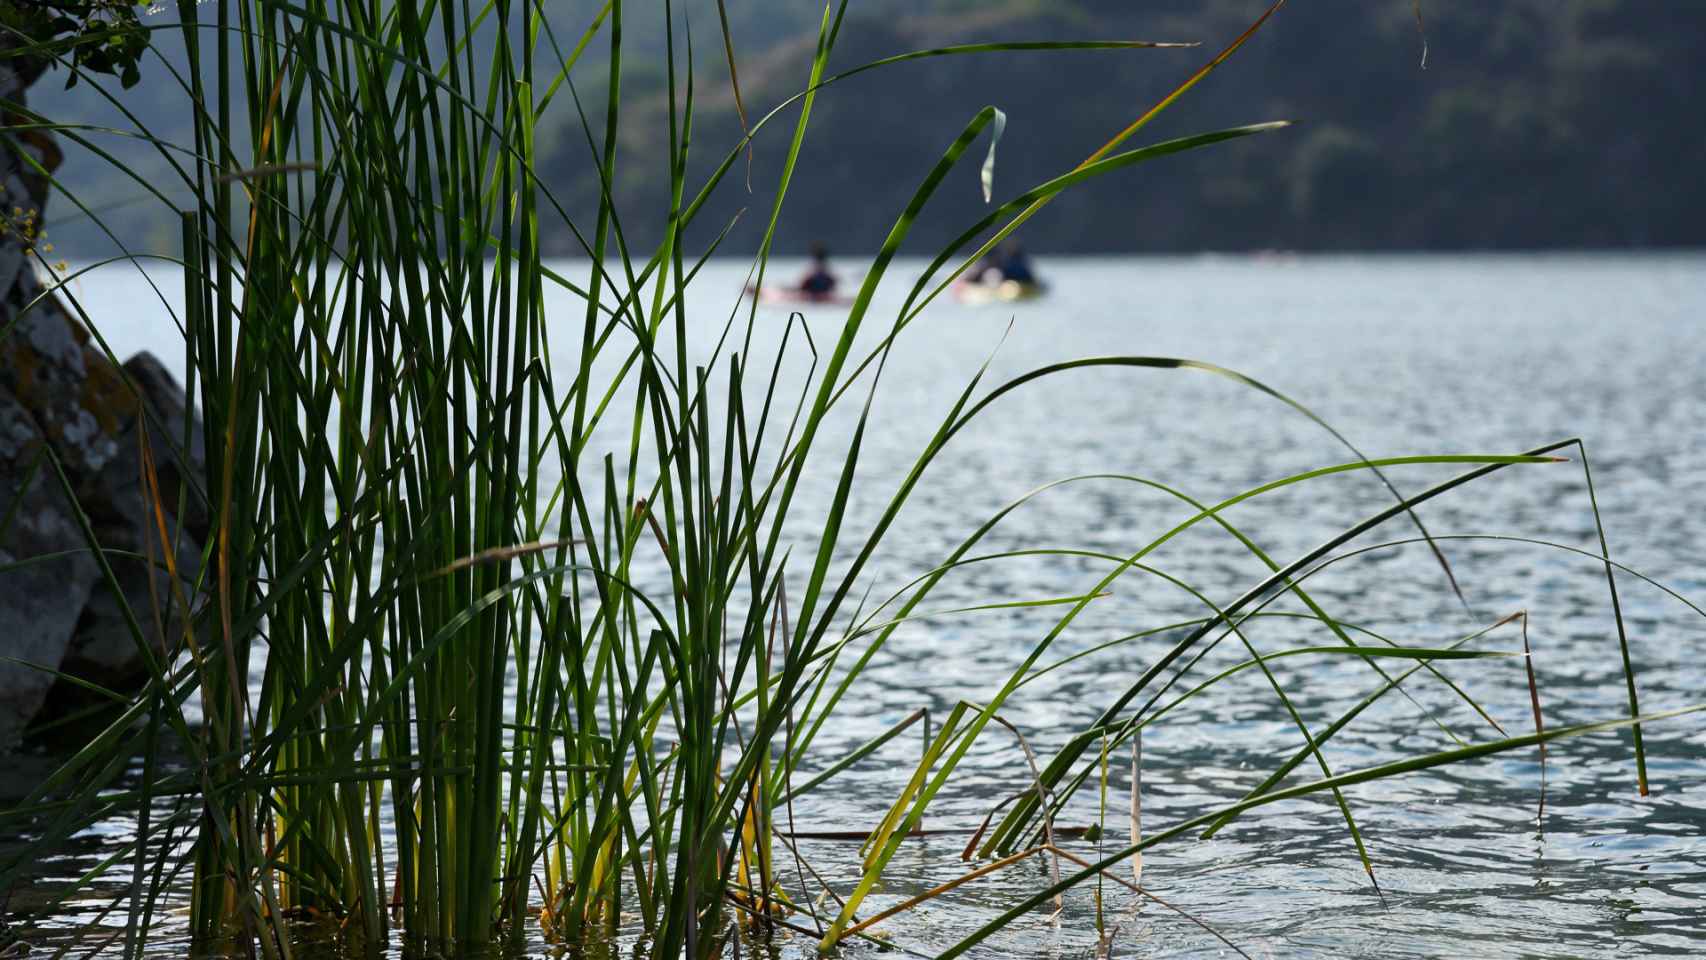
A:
[
  {"left": 0, "top": 299, "right": 208, "bottom": 747},
  {"left": 0, "top": 384, "right": 98, "bottom": 746},
  {"left": 0, "top": 293, "right": 133, "bottom": 480},
  {"left": 52, "top": 351, "right": 210, "bottom": 700},
  {"left": 0, "top": 45, "right": 206, "bottom": 750}
]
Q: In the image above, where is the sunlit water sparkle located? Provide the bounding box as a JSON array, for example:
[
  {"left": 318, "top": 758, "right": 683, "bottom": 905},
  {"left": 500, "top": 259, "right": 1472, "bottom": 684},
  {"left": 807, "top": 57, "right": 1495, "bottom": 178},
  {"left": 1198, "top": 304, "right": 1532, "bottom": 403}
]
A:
[{"left": 14, "top": 252, "right": 1706, "bottom": 959}]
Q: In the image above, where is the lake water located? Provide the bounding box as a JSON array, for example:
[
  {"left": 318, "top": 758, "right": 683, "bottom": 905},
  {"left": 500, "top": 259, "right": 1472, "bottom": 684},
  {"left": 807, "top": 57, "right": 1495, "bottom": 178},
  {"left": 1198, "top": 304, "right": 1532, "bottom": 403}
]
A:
[{"left": 18, "top": 252, "right": 1706, "bottom": 958}]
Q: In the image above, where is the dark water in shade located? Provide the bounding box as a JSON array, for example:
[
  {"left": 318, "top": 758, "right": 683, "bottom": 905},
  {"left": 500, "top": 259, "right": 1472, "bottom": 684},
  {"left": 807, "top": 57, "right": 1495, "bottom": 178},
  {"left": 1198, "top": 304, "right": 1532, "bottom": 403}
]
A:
[{"left": 18, "top": 252, "right": 1706, "bottom": 958}]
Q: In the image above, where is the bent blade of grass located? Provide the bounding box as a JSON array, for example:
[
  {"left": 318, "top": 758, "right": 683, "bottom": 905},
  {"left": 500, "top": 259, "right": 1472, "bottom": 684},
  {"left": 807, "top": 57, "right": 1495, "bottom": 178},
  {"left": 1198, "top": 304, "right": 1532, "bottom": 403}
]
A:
[
  {"left": 981, "top": 440, "right": 1577, "bottom": 856},
  {"left": 1520, "top": 612, "right": 1547, "bottom": 829},
  {"left": 1199, "top": 532, "right": 1694, "bottom": 832},
  {"left": 880, "top": 536, "right": 1493, "bottom": 753},
  {"left": 870, "top": 469, "right": 1498, "bottom": 864},
  {"left": 1191, "top": 616, "right": 1518, "bottom": 839},
  {"left": 817, "top": 460, "right": 1537, "bottom": 937},
  {"left": 840, "top": 451, "right": 1551, "bottom": 866},
  {"left": 1571, "top": 440, "right": 1647, "bottom": 794},
  {"left": 943, "top": 704, "right": 1706, "bottom": 960}
]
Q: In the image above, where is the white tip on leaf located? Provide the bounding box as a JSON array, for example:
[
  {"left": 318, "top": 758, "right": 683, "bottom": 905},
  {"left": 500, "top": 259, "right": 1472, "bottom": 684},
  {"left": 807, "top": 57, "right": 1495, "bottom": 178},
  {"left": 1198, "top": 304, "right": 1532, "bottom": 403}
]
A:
[{"left": 980, "top": 108, "right": 1007, "bottom": 204}]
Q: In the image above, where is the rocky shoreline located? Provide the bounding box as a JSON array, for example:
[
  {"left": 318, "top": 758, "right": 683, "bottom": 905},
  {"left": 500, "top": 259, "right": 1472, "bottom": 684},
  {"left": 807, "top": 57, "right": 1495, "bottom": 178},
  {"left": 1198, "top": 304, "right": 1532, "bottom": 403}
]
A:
[{"left": 1, "top": 46, "right": 207, "bottom": 750}]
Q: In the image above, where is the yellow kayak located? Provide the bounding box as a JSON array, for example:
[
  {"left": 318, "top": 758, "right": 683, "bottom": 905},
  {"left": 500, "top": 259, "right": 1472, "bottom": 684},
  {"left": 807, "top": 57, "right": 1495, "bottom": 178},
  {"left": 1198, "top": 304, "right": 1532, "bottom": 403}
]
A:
[{"left": 953, "top": 279, "right": 1045, "bottom": 305}]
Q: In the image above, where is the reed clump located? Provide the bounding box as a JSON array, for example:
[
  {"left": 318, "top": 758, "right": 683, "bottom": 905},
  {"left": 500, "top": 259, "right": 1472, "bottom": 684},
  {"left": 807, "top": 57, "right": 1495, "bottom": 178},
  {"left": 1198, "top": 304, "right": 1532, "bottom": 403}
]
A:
[{"left": 2, "top": 2, "right": 1697, "bottom": 959}]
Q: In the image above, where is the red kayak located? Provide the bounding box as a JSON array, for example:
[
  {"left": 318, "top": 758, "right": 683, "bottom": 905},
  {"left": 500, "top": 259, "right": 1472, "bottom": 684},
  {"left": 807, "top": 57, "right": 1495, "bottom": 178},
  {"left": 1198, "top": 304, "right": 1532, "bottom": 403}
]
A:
[{"left": 748, "top": 285, "right": 854, "bottom": 306}]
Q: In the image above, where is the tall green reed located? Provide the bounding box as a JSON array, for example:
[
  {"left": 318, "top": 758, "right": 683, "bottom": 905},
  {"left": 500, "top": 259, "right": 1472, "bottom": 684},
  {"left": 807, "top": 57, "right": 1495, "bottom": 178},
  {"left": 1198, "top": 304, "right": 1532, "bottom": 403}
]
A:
[{"left": 2, "top": 1, "right": 1695, "bottom": 958}]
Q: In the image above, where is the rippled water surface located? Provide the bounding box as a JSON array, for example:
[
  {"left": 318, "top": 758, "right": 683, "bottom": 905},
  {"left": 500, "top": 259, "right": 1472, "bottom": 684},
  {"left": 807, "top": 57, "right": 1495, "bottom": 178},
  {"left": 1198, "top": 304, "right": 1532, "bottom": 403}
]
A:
[{"left": 19, "top": 253, "right": 1706, "bottom": 958}]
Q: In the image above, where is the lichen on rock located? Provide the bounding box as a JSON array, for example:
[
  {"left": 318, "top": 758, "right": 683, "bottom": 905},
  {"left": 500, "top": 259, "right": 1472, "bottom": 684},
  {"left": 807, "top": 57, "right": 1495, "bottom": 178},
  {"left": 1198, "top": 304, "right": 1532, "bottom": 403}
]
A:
[
  {"left": 0, "top": 289, "right": 209, "bottom": 749},
  {"left": 0, "top": 37, "right": 208, "bottom": 750}
]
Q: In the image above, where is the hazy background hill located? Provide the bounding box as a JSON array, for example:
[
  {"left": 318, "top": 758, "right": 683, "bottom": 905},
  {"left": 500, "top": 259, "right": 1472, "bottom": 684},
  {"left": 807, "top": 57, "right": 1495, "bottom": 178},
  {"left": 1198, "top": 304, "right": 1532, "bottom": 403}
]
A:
[{"left": 30, "top": 0, "right": 1706, "bottom": 257}]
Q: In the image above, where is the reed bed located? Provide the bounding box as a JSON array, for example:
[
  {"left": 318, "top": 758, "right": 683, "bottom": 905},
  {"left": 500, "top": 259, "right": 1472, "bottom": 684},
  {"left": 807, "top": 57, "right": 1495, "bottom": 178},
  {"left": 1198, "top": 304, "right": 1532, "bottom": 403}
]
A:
[{"left": 2, "top": 1, "right": 1699, "bottom": 958}]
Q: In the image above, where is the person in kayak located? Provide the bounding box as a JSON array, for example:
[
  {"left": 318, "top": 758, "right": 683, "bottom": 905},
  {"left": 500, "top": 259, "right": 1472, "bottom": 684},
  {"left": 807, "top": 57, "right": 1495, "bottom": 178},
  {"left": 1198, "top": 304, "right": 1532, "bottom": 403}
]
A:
[
  {"left": 968, "top": 240, "right": 1038, "bottom": 286},
  {"left": 996, "top": 240, "right": 1036, "bottom": 285},
  {"left": 797, "top": 243, "right": 839, "bottom": 300}
]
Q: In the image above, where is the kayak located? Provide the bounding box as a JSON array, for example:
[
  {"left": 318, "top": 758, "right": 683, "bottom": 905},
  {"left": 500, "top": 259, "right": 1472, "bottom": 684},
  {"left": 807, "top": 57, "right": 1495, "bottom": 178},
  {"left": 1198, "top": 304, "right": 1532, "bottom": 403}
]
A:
[
  {"left": 953, "top": 279, "right": 1045, "bottom": 305},
  {"left": 750, "top": 285, "right": 854, "bottom": 306}
]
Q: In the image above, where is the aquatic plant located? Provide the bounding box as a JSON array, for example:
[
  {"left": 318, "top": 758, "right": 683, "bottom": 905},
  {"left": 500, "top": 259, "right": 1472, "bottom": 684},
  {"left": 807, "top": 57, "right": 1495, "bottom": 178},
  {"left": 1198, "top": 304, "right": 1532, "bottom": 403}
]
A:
[{"left": 2, "top": 1, "right": 1697, "bottom": 958}]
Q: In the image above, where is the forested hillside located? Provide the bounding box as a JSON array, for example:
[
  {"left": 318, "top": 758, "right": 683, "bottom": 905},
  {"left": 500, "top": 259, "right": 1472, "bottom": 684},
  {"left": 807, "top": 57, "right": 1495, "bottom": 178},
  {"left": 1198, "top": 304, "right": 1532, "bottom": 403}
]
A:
[{"left": 31, "top": 0, "right": 1706, "bottom": 255}]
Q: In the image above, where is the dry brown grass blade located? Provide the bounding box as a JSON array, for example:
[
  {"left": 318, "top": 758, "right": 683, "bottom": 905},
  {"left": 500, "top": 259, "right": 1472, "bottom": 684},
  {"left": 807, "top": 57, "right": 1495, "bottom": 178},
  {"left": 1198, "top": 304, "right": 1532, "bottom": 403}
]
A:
[
  {"left": 215, "top": 162, "right": 319, "bottom": 184},
  {"left": 1083, "top": 0, "right": 1286, "bottom": 167},
  {"left": 1519, "top": 611, "right": 1547, "bottom": 830},
  {"left": 138, "top": 415, "right": 204, "bottom": 666},
  {"left": 427, "top": 540, "right": 577, "bottom": 579},
  {"left": 790, "top": 823, "right": 1098, "bottom": 842},
  {"left": 714, "top": 0, "right": 754, "bottom": 190},
  {"left": 720, "top": 888, "right": 922, "bottom": 957},
  {"left": 991, "top": 715, "right": 1063, "bottom": 912},
  {"left": 1048, "top": 845, "right": 1252, "bottom": 960},
  {"left": 839, "top": 845, "right": 1047, "bottom": 939},
  {"left": 961, "top": 790, "right": 1024, "bottom": 860},
  {"left": 1131, "top": 731, "right": 1143, "bottom": 887}
]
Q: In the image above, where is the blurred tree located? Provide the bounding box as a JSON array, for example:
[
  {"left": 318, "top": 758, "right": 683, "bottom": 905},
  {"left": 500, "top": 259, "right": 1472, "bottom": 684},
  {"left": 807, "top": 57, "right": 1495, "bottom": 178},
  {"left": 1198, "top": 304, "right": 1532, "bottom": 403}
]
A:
[{"left": 18, "top": 0, "right": 1706, "bottom": 254}]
